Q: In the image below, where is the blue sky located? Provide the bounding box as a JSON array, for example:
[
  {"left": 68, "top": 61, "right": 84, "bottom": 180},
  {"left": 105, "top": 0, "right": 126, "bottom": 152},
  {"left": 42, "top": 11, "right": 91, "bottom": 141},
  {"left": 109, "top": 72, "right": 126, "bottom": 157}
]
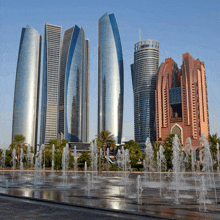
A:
[{"left": 0, "top": 0, "right": 220, "bottom": 146}]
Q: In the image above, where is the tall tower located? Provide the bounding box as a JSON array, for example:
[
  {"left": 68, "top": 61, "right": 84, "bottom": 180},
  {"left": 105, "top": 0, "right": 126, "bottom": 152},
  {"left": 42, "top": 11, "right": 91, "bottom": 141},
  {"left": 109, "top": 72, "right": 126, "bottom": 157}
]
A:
[
  {"left": 131, "top": 39, "right": 160, "bottom": 143},
  {"left": 40, "top": 23, "right": 61, "bottom": 145},
  {"left": 59, "top": 25, "right": 90, "bottom": 142},
  {"left": 12, "top": 25, "right": 41, "bottom": 151},
  {"left": 98, "top": 12, "right": 124, "bottom": 144},
  {"left": 155, "top": 53, "right": 210, "bottom": 148}
]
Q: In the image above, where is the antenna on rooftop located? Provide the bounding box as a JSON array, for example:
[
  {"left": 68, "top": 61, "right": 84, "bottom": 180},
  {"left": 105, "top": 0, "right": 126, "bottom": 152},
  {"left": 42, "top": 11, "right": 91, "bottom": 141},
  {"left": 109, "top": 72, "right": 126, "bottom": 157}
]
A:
[{"left": 139, "top": 28, "right": 141, "bottom": 42}]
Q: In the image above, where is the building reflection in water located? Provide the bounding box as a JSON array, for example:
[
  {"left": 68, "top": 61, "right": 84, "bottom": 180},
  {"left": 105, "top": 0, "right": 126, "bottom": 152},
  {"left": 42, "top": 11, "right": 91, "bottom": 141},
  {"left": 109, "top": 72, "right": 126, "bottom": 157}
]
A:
[
  {"left": 23, "top": 188, "right": 32, "bottom": 198},
  {"left": 34, "top": 190, "right": 40, "bottom": 199}
]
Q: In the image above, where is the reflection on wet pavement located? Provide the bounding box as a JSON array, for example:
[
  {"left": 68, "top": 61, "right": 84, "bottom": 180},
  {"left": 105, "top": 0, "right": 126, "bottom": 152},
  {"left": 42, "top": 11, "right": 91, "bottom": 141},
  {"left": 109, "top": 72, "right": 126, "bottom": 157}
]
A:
[{"left": 0, "top": 172, "right": 219, "bottom": 219}]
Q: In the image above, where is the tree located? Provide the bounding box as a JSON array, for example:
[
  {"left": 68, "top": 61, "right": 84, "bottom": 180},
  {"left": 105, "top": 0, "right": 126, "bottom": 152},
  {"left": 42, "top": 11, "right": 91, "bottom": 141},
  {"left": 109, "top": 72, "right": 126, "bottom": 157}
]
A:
[
  {"left": 97, "top": 130, "right": 116, "bottom": 154},
  {"left": 163, "top": 134, "right": 182, "bottom": 170},
  {"left": 48, "top": 139, "right": 60, "bottom": 148},
  {"left": 61, "top": 139, "right": 68, "bottom": 147},
  {"left": 208, "top": 133, "right": 220, "bottom": 160},
  {"left": 39, "top": 139, "right": 73, "bottom": 170},
  {"left": 13, "top": 134, "right": 25, "bottom": 164},
  {"left": 153, "top": 141, "right": 161, "bottom": 159},
  {"left": 77, "top": 151, "right": 91, "bottom": 168},
  {"left": 124, "top": 140, "right": 143, "bottom": 167}
]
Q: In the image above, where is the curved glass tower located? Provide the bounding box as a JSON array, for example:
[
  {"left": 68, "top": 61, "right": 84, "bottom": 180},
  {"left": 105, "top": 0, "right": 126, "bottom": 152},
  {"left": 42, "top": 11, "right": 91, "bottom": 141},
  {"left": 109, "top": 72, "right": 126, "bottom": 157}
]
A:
[
  {"left": 59, "top": 25, "right": 90, "bottom": 142},
  {"left": 12, "top": 25, "right": 41, "bottom": 150},
  {"left": 131, "top": 39, "right": 159, "bottom": 142},
  {"left": 98, "top": 12, "right": 124, "bottom": 144}
]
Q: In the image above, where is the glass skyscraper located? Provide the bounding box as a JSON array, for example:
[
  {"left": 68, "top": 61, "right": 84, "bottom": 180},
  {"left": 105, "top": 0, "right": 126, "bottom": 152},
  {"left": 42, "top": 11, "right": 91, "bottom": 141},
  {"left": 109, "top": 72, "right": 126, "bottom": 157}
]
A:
[
  {"left": 131, "top": 39, "right": 159, "bottom": 142},
  {"left": 98, "top": 12, "right": 124, "bottom": 144},
  {"left": 59, "top": 25, "right": 90, "bottom": 142},
  {"left": 12, "top": 25, "right": 41, "bottom": 151},
  {"left": 40, "top": 23, "right": 61, "bottom": 145}
]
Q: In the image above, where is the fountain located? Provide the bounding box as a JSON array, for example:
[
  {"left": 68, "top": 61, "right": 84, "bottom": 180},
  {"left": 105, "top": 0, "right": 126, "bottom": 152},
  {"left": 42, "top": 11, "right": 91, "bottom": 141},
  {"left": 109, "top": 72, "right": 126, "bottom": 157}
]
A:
[
  {"left": 157, "top": 145, "right": 166, "bottom": 197},
  {"left": 199, "top": 175, "right": 208, "bottom": 212},
  {"left": 62, "top": 144, "right": 69, "bottom": 183},
  {"left": 50, "top": 144, "right": 55, "bottom": 178},
  {"left": 172, "top": 134, "right": 181, "bottom": 204},
  {"left": 87, "top": 173, "right": 91, "bottom": 197},
  {"left": 0, "top": 148, "right": 6, "bottom": 179},
  {"left": 11, "top": 148, "right": 16, "bottom": 182},
  {"left": 72, "top": 146, "right": 78, "bottom": 179},
  {"left": 84, "top": 161, "right": 87, "bottom": 177},
  {"left": 136, "top": 175, "right": 143, "bottom": 204},
  {"left": 217, "top": 143, "right": 220, "bottom": 178},
  {"left": 144, "top": 137, "right": 154, "bottom": 177},
  {"left": 34, "top": 157, "right": 40, "bottom": 186},
  {"left": 89, "top": 141, "right": 99, "bottom": 186},
  {"left": 19, "top": 148, "right": 24, "bottom": 182},
  {"left": 200, "top": 133, "right": 217, "bottom": 203},
  {"left": 0, "top": 134, "right": 219, "bottom": 219},
  {"left": 107, "top": 147, "right": 109, "bottom": 172},
  {"left": 26, "top": 144, "right": 33, "bottom": 175},
  {"left": 184, "top": 137, "right": 191, "bottom": 170}
]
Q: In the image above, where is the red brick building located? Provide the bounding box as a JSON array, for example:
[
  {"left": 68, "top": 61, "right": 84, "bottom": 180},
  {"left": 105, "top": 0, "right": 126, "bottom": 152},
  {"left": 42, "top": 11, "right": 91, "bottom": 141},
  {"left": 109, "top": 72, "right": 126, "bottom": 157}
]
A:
[{"left": 155, "top": 53, "right": 209, "bottom": 149}]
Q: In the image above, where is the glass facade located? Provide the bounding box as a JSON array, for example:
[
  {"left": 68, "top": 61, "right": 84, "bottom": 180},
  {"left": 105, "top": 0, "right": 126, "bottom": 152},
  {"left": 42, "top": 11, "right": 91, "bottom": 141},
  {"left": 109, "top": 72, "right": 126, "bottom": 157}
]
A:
[
  {"left": 40, "top": 23, "right": 61, "bottom": 145},
  {"left": 98, "top": 12, "right": 124, "bottom": 144},
  {"left": 131, "top": 40, "right": 159, "bottom": 142},
  {"left": 60, "top": 26, "right": 90, "bottom": 142},
  {"left": 58, "top": 26, "right": 75, "bottom": 140},
  {"left": 169, "top": 87, "right": 181, "bottom": 105},
  {"left": 12, "top": 25, "right": 41, "bottom": 151}
]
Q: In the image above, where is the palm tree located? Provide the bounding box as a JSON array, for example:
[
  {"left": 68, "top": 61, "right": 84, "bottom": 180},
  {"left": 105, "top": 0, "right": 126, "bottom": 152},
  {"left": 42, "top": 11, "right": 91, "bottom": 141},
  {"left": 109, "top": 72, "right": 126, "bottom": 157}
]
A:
[
  {"left": 97, "top": 130, "right": 116, "bottom": 155},
  {"left": 13, "top": 134, "right": 25, "bottom": 164},
  {"left": 153, "top": 141, "right": 161, "bottom": 155},
  {"left": 208, "top": 133, "right": 220, "bottom": 160},
  {"left": 163, "top": 134, "right": 182, "bottom": 170}
]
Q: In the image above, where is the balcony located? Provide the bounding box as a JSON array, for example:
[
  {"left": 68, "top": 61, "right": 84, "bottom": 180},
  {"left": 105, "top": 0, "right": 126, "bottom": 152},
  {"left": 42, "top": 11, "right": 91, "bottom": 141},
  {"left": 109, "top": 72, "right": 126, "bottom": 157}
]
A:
[{"left": 170, "top": 117, "right": 182, "bottom": 123}]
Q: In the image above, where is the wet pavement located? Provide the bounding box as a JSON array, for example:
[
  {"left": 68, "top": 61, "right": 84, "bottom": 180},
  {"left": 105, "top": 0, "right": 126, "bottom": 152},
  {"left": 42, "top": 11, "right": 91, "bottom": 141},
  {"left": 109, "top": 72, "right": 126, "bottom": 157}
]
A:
[
  {"left": 0, "top": 171, "right": 220, "bottom": 219},
  {"left": 0, "top": 194, "right": 159, "bottom": 220}
]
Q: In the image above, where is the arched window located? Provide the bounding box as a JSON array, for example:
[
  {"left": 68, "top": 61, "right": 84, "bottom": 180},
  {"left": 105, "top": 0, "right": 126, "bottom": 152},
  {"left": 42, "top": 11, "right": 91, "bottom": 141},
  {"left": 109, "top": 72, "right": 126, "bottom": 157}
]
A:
[{"left": 171, "top": 124, "right": 182, "bottom": 137}]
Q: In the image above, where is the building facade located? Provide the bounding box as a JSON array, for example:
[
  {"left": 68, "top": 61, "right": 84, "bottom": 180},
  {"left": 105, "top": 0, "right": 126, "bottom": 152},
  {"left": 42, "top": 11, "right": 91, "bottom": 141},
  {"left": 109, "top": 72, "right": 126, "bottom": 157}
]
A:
[
  {"left": 40, "top": 23, "right": 62, "bottom": 145},
  {"left": 131, "top": 39, "right": 159, "bottom": 143},
  {"left": 59, "top": 25, "right": 90, "bottom": 143},
  {"left": 155, "top": 53, "right": 209, "bottom": 148},
  {"left": 98, "top": 12, "right": 124, "bottom": 144},
  {"left": 12, "top": 25, "right": 41, "bottom": 151}
]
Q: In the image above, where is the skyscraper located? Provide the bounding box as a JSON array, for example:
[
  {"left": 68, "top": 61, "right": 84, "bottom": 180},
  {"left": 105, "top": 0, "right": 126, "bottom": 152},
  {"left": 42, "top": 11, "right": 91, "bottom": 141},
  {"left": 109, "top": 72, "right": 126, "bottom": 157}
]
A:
[
  {"left": 98, "top": 12, "right": 124, "bottom": 144},
  {"left": 40, "top": 23, "right": 61, "bottom": 145},
  {"left": 131, "top": 39, "right": 159, "bottom": 143},
  {"left": 155, "top": 53, "right": 209, "bottom": 148},
  {"left": 12, "top": 25, "right": 41, "bottom": 151},
  {"left": 59, "top": 25, "right": 90, "bottom": 142}
]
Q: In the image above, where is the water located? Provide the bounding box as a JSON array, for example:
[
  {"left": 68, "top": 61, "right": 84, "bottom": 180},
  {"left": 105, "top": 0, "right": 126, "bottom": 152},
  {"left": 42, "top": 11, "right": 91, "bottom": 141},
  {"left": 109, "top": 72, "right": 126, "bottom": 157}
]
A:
[
  {"left": 0, "top": 134, "right": 219, "bottom": 218},
  {"left": 107, "top": 148, "right": 109, "bottom": 172},
  {"left": 73, "top": 146, "right": 78, "bottom": 179},
  {"left": 172, "top": 134, "right": 181, "bottom": 204},
  {"left": 1, "top": 171, "right": 219, "bottom": 219},
  {"left": 144, "top": 138, "right": 154, "bottom": 180},
  {"left": 19, "top": 148, "right": 24, "bottom": 182},
  {"left": 201, "top": 134, "right": 217, "bottom": 203},
  {"left": 157, "top": 145, "right": 166, "bottom": 197},
  {"left": 50, "top": 144, "right": 55, "bottom": 178},
  {"left": 87, "top": 173, "right": 91, "bottom": 196},
  {"left": 1, "top": 148, "right": 6, "bottom": 179},
  {"left": 136, "top": 175, "right": 142, "bottom": 204},
  {"left": 62, "top": 144, "right": 69, "bottom": 184},
  {"left": 199, "top": 175, "right": 208, "bottom": 212},
  {"left": 217, "top": 143, "right": 220, "bottom": 179},
  {"left": 89, "top": 141, "right": 98, "bottom": 185}
]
